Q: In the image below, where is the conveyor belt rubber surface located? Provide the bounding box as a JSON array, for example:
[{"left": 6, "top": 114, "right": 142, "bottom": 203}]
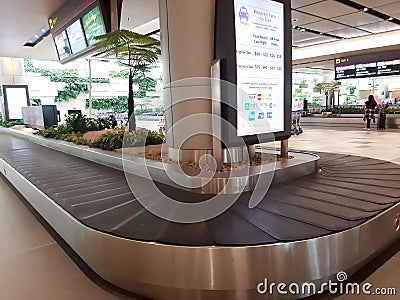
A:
[{"left": 1, "top": 133, "right": 399, "bottom": 246}]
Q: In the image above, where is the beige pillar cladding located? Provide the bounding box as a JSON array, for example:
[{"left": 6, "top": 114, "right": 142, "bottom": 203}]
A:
[{"left": 159, "top": 0, "right": 216, "bottom": 162}]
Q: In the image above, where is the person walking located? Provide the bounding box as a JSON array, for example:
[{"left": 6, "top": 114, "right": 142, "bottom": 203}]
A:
[{"left": 363, "top": 95, "right": 378, "bottom": 131}]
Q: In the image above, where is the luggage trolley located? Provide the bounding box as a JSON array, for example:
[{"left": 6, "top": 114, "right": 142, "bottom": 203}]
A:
[
  {"left": 291, "top": 99, "right": 304, "bottom": 135},
  {"left": 291, "top": 111, "right": 303, "bottom": 135}
]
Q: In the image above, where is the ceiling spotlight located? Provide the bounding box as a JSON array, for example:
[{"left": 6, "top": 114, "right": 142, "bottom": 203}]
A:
[
  {"left": 388, "top": 17, "right": 394, "bottom": 21},
  {"left": 320, "top": 32, "right": 323, "bottom": 35},
  {"left": 293, "top": 25, "right": 296, "bottom": 29},
  {"left": 300, "top": 29, "right": 305, "bottom": 32},
  {"left": 34, "top": 34, "right": 38, "bottom": 38},
  {"left": 292, "top": 18, "right": 298, "bottom": 23},
  {"left": 41, "top": 28, "right": 46, "bottom": 32},
  {"left": 363, "top": 7, "right": 369, "bottom": 12}
]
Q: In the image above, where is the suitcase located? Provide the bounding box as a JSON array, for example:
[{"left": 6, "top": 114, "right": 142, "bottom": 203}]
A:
[{"left": 377, "top": 111, "right": 386, "bottom": 130}]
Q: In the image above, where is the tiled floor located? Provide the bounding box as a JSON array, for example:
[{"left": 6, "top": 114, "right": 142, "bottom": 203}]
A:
[
  {"left": 0, "top": 177, "right": 120, "bottom": 300},
  {"left": 0, "top": 127, "right": 399, "bottom": 299},
  {"left": 285, "top": 128, "right": 400, "bottom": 164}
]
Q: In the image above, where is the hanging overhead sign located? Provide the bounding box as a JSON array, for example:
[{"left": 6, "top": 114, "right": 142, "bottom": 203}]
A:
[
  {"left": 48, "top": 0, "right": 122, "bottom": 64},
  {"left": 335, "top": 50, "right": 400, "bottom": 79}
]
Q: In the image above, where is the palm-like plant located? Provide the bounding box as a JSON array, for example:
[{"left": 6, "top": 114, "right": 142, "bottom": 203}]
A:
[
  {"left": 315, "top": 80, "right": 340, "bottom": 109},
  {"left": 94, "top": 29, "right": 161, "bottom": 131}
]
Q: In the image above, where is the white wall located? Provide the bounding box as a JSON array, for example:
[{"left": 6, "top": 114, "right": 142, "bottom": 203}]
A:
[
  {"left": 24, "top": 73, "right": 131, "bottom": 121},
  {"left": 2, "top": 57, "right": 162, "bottom": 122}
]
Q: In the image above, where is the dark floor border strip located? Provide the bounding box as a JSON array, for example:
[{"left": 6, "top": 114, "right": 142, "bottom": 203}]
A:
[{"left": 0, "top": 173, "right": 150, "bottom": 300}]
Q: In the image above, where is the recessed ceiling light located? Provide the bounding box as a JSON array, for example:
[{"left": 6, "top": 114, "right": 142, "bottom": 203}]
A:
[
  {"left": 34, "top": 34, "right": 38, "bottom": 38},
  {"left": 320, "top": 32, "right": 323, "bottom": 35},
  {"left": 388, "top": 17, "right": 394, "bottom": 21},
  {"left": 300, "top": 29, "right": 305, "bottom": 32},
  {"left": 363, "top": 7, "right": 369, "bottom": 12},
  {"left": 292, "top": 25, "right": 296, "bottom": 29},
  {"left": 41, "top": 28, "right": 46, "bottom": 32},
  {"left": 292, "top": 18, "right": 298, "bottom": 23}
]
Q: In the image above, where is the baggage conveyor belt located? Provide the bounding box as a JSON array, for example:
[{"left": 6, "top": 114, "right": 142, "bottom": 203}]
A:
[{"left": 1, "top": 132, "right": 400, "bottom": 299}]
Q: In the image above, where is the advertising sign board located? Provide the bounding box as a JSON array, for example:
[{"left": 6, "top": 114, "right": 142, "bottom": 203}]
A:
[
  {"left": 234, "top": 0, "right": 285, "bottom": 136},
  {"left": 214, "top": 0, "right": 291, "bottom": 146}
]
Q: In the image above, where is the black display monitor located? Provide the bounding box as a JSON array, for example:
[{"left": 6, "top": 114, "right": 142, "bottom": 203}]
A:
[
  {"left": 335, "top": 50, "right": 400, "bottom": 80},
  {"left": 66, "top": 19, "right": 87, "bottom": 54},
  {"left": 2, "top": 85, "right": 30, "bottom": 121},
  {"left": 214, "top": 0, "right": 292, "bottom": 147},
  {"left": 82, "top": 6, "right": 106, "bottom": 46},
  {"left": 48, "top": 0, "right": 122, "bottom": 64},
  {"left": 54, "top": 31, "right": 72, "bottom": 60}
]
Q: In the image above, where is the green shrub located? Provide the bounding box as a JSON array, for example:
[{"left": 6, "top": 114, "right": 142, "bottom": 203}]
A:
[
  {"left": 30, "top": 98, "right": 42, "bottom": 106},
  {"left": 85, "top": 115, "right": 119, "bottom": 131},
  {"left": 330, "top": 107, "right": 364, "bottom": 114},
  {"left": 96, "top": 115, "right": 118, "bottom": 130},
  {"left": 38, "top": 127, "right": 58, "bottom": 138},
  {"left": 123, "top": 131, "right": 141, "bottom": 147},
  {"left": 0, "top": 115, "right": 24, "bottom": 128},
  {"left": 386, "top": 107, "right": 400, "bottom": 114},
  {"left": 91, "top": 129, "right": 164, "bottom": 151},
  {"left": 92, "top": 131, "right": 125, "bottom": 151},
  {"left": 56, "top": 124, "right": 70, "bottom": 135},
  {"left": 65, "top": 113, "right": 89, "bottom": 133},
  {"left": 37, "top": 124, "right": 71, "bottom": 139},
  {"left": 57, "top": 132, "right": 84, "bottom": 144},
  {"left": 36, "top": 114, "right": 121, "bottom": 141},
  {"left": 86, "top": 97, "right": 128, "bottom": 112},
  {"left": 145, "top": 129, "right": 164, "bottom": 145},
  {"left": 34, "top": 112, "right": 164, "bottom": 151}
]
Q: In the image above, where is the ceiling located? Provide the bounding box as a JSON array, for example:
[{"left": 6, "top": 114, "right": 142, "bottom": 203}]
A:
[
  {"left": 0, "top": 0, "right": 66, "bottom": 60},
  {"left": 291, "top": 0, "right": 400, "bottom": 47},
  {"left": 0, "top": 0, "right": 160, "bottom": 60},
  {"left": 0, "top": 0, "right": 400, "bottom": 73}
]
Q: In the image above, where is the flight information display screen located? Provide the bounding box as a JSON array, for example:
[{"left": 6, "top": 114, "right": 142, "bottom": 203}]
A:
[
  {"left": 234, "top": 0, "right": 284, "bottom": 137},
  {"left": 335, "top": 51, "right": 400, "bottom": 79},
  {"left": 82, "top": 6, "right": 106, "bottom": 46},
  {"left": 54, "top": 31, "right": 72, "bottom": 60},
  {"left": 377, "top": 60, "right": 400, "bottom": 75},
  {"left": 48, "top": 0, "right": 123, "bottom": 64},
  {"left": 66, "top": 19, "right": 87, "bottom": 54},
  {"left": 355, "top": 62, "right": 377, "bottom": 77},
  {"left": 335, "top": 65, "right": 356, "bottom": 79}
]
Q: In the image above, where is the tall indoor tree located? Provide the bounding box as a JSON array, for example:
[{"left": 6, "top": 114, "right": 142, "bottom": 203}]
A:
[
  {"left": 94, "top": 29, "right": 161, "bottom": 131},
  {"left": 315, "top": 80, "right": 341, "bottom": 110}
]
